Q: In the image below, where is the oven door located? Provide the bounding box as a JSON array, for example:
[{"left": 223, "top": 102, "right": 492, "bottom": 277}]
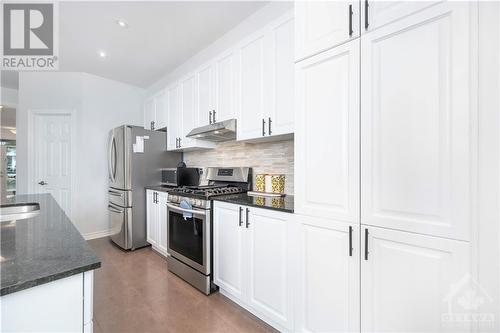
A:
[{"left": 166, "top": 202, "right": 210, "bottom": 275}]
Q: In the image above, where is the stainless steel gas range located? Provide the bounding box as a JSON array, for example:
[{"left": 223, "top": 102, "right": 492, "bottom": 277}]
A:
[{"left": 166, "top": 167, "right": 251, "bottom": 294}]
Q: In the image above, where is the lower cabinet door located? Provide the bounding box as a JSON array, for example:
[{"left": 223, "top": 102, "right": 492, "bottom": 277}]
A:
[
  {"left": 213, "top": 202, "right": 245, "bottom": 299},
  {"left": 295, "top": 215, "right": 360, "bottom": 333},
  {"left": 361, "top": 226, "right": 471, "bottom": 333},
  {"left": 157, "top": 192, "right": 169, "bottom": 255},
  {"left": 146, "top": 190, "right": 158, "bottom": 246},
  {"left": 246, "top": 207, "right": 292, "bottom": 330}
]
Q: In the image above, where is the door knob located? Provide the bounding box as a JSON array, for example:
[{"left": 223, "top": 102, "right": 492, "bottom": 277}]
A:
[{"left": 38, "top": 181, "right": 48, "bottom": 186}]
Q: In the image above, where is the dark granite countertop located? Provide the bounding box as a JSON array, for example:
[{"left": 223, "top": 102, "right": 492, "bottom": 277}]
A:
[
  {"left": 0, "top": 194, "right": 101, "bottom": 296},
  {"left": 145, "top": 185, "right": 176, "bottom": 192},
  {"left": 213, "top": 193, "right": 294, "bottom": 213}
]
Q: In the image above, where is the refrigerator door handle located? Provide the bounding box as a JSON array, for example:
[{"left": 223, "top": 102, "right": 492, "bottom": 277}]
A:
[
  {"left": 112, "top": 136, "right": 117, "bottom": 180},
  {"left": 108, "top": 132, "right": 115, "bottom": 182}
]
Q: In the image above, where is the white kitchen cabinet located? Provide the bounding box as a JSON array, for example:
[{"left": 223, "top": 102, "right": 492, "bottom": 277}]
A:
[
  {"left": 295, "top": 40, "right": 360, "bottom": 223},
  {"left": 361, "top": 0, "right": 439, "bottom": 33},
  {"left": 246, "top": 206, "right": 293, "bottom": 331},
  {"left": 146, "top": 189, "right": 169, "bottom": 256},
  {"left": 214, "top": 50, "right": 239, "bottom": 123},
  {"left": 154, "top": 90, "right": 168, "bottom": 130},
  {"left": 237, "top": 12, "right": 295, "bottom": 141},
  {"left": 268, "top": 15, "right": 295, "bottom": 137},
  {"left": 295, "top": 1, "right": 360, "bottom": 61},
  {"left": 144, "top": 91, "right": 167, "bottom": 130},
  {"left": 213, "top": 201, "right": 293, "bottom": 331},
  {"left": 180, "top": 74, "right": 215, "bottom": 150},
  {"left": 294, "top": 215, "right": 360, "bottom": 333},
  {"left": 360, "top": 2, "right": 477, "bottom": 240},
  {"left": 1, "top": 272, "right": 95, "bottom": 332},
  {"left": 361, "top": 225, "right": 471, "bottom": 332},
  {"left": 213, "top": 201, "right": 245, "bottom": 299},
  {"left": 146, "top": 189, "right": 158, "bottom": 246},
  {"left": 157, "top": 192, "right": 168, "bottom": 255},
  {"left": 237, "top": 32, "right": 267, "bottom": 140},
  {"left": 144, "top": 97, "right": 155, "bottom": 130},
  {"left": 196, "top": 63, "right": 215, "bottom": 127},
  {"left": 166, "top": 83, "right": 183, "bottom": 151}
]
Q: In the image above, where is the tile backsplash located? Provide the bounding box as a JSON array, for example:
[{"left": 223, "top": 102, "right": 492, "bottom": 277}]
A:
[{"left": 183, "top": 139, "right": 294, "bottom": 195}]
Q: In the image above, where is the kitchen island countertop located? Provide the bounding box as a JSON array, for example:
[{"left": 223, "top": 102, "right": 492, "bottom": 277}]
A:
[{"left": 0, "top": 193, "right": 101, "bottom": 296}]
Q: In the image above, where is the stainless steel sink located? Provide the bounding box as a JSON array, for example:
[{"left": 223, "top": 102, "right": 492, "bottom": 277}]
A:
[{"left": 0, "top": 203, "right": 40, "bottom": 222}]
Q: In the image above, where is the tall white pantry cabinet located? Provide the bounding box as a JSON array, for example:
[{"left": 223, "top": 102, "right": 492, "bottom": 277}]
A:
[{"left": 294, "top": 1, "right": 477, "bottom": 332}]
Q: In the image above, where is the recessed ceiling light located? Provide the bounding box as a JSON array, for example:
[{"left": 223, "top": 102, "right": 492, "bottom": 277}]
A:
[
  {"left": 98, "top": 50, "right": 107, "bottom": 58},
  {"left": 116, "top": 19, "right": 128, "bottom": 28}
]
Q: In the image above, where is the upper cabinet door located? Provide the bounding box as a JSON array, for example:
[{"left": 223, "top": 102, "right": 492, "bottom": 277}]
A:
[
  {"left": 144, "top": 98, "right": 155, "bottom": 130},
  {"left": 295, "top": 40, "right": 360, "bottom": 223},
  {"left": 361, "top": 226, "right": 471, "bottom": 333},
  {"left": 166, "top": 84, "right": 182, "bottom": 151},
  {"left": 268, "top": 15, "right": 294, "bottom": 137},
  {"left": 237, "top": 34, "right": 266, "bottom": 141},
  {"left": 295, "top": 1, "right": 360, "bottom": 61},
  {"left": 181, "top": 74, "right": 197, "bottom": 147},
  {"left": 361, "top": 0, "right": 440, "bottom": 33},
  {"left": 360, "top": 2, "right": 477, "bottom": 241},
  {"left": 154, "top": 90, "right": 168, "bottom": 130},
  {"left": 197, "top": 63, "right": 215, "bottom": 127},
  {"left": 215, "top": 51, "right": 239, "bottom": 123}
]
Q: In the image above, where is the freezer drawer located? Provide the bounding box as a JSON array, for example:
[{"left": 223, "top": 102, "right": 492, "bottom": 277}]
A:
[
  {"left": 108, "top": 188, "right": 132, "bottom": 207},
  {"left": 108, "top": 202, "right": 132, "bottom": 250}
]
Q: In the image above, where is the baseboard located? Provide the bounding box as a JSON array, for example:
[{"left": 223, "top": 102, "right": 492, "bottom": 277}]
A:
[{"left": 83, "top": 229, "right": 113, "bottom": 240}]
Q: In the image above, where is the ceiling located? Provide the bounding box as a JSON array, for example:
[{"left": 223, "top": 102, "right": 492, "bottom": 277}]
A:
[{"left": 55, "top": 1, "right": 267, "bottom": 88}]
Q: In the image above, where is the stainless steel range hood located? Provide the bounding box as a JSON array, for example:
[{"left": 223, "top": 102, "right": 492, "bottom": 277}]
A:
[{"left": 186, "top": 119, "right": 236, "bottom": 142}]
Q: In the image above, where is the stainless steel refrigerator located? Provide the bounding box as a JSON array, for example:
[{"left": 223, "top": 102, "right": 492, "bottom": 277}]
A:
[{"left": 107, "top": 125, "right": 181, "bottom": 250}]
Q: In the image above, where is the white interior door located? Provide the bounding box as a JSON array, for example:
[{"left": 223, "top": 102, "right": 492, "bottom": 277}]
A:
[{"left": 32, "top": 111, "right": 73, "bottom": 216}]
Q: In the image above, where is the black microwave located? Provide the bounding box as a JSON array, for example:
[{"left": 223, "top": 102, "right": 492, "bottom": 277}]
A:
[{"left": 161, "top": 167, "right": 200, "bottom": 187}]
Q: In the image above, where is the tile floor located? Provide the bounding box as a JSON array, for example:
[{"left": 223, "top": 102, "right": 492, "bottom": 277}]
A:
[{"left": 88, "top": 238, "right": 277, "bottom": 333}]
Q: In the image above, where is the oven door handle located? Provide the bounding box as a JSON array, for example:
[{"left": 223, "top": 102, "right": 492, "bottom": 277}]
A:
[{"left": 166, "top": 203, "right": 206, "bottom": 216}]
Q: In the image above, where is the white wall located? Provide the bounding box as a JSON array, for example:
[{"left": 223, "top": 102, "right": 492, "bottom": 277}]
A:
[
  {"left": 147, "top": 1, "right": 293, "bottom": 95},
  {"left": 17, "top": 72, "right": 144, "bottom": 237}
]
